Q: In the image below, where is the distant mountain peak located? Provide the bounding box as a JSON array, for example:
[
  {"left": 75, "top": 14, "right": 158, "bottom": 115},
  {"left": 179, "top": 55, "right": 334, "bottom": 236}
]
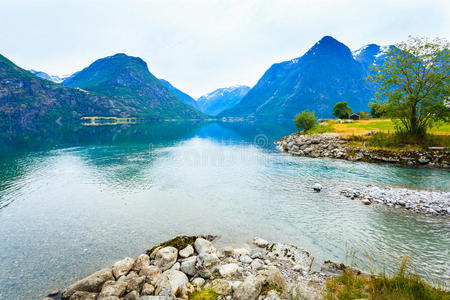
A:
[
  {"left": 303, "top": 36, "right": 352, "bottom": 59},
  {"left": 197, "top": 85, "right": 250, "bottom": 116}
]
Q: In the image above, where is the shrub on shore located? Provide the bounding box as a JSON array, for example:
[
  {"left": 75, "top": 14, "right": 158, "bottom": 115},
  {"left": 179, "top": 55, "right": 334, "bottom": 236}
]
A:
[
  {"left": 294, "top": 110, "right": 317, "bottom": 133},
  {"left": 326, "top": 256, "right": 449, "bottom": 300}
]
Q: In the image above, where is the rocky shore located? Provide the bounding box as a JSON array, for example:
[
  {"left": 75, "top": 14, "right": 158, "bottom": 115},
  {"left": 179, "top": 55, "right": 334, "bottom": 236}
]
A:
[
  {"left": 339, "top": 184, "right": 450, "bottom": 216},
  {"left": 44, "top": 236, "right": 352, "bottom": 300},
  {"left": 276, "top": 133, "right": 450, "bottom": 168}
]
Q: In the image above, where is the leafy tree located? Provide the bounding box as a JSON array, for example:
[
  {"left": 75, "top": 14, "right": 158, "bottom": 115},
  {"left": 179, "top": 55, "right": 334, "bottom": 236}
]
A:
[
  {"left": 357, "top": 111, "right": 370, "bottom": 119},
  {"left": 294, "top": 110, "right": 317, "bottom": 132},
  {"left": 333, "top": 101, "right": 353, "bottom": 119},
  {"left": 369, "top": 36, "right": 450, "bottom": 138},
  {"left": 370, "top": 103, "right": 387, "bottom": 118}
]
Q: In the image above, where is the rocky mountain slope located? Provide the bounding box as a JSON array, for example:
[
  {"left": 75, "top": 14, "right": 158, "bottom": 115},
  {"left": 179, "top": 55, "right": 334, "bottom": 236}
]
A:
[
  {"left": 159, "top": 79, "right": 198, "bottom": 109},
  {"left": 0, "top": 54, "right": 134, "bottom": 123},
  {"left": 62, "top": 53, "right": 205, "bottom": 119}
]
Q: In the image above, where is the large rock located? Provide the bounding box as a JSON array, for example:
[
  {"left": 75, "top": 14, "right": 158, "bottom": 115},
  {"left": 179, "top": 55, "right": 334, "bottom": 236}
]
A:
[
  {"left": 155, "top": 247, "right": 178, "bottom": 271},
  {"left": 68, "top": 291, "right": 98, "bottom": 300},
  {"left": 196, "top": 253, "right": 220, "bottom": 278},
  {"left": 180, "top": 256, "right": 197, "bottom": 276},
  {"left": 191, "top": 277, "right": 205, "bottom": 287},
  {"left": 259, "top": 266, "right": 289, "bottom": 292},
  {"left": 123, "top": 290, "right": 139, "bottom": 300},
  {"left": 232, "top": 275, "right": 263, "bottom": 300},
  {"left": 179, "top": 245, "right": 194, "bottom": 258},
  {"left": 252, "top": 237, "right": 269, "bottom": 248},
  {"left": 155, "top": 269, "right": 188, "bottom": 296},
  {"left": 267, "top": 243, "right": 313, "bottom": 273},
  {"left": 141, "top": 283, "right": 155, "bottom": 295},
  {"left": 132, "top": 254, "right": 150, "bottom": 272},
  {"left": 194, "top": 238, "right": 217, "bottom": 255},
  {"left": 62, "top": 268, "right": 114, "bottom": 299},
  {"left": 113, "top": 257, "right": 135, "bottom": 279},
  {"left": 98, "top": 280, "right": 127, "bottom": 298},
  {"left": 124, "top": 272, "right": 146, "bottom": 293},
  {"left": 219, "top": 263, "right": 239, "bottom": 277},
  {"left": 139, "top": 265, "right": 162, "bottom": 285},
  {"left": 205, "top": 279, "right": 232, "bottom": 296}
]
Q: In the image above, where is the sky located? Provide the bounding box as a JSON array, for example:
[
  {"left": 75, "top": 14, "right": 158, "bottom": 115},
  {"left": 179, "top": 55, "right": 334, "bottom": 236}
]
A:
[{"left": 1, "top": 0, "right": 449, "bottom": 98}]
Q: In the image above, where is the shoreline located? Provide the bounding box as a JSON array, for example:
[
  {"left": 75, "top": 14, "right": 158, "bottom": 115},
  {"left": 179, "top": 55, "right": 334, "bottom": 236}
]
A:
[
  {"left": 276, "top": 133, "right": 449, "bottom": 217},
  {"left": 44, "top": 236, "right": 354, "bottom": 300},
  {"left": 276, "top": 133, "right": 449, "bottom": 169}
]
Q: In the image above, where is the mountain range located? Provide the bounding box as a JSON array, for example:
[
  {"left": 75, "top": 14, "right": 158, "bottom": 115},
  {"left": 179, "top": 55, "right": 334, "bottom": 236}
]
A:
[
  {"left": 220, "top": 36, "right": 391, "bottom": 118},
  {"left": 0, "top": 36, "right": 392, "bottom": 123},
  {"left": 196, "top": 85, "right": 250, "bottom": 116},
  {"left": 28, "top": 69, "right": 70, "bottom": 83}
]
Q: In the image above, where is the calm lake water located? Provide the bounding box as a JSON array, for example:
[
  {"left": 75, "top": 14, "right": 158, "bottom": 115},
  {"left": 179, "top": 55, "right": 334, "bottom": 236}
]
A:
[{"left": 0, "top": 121, "right": 449, "bottom": 299}]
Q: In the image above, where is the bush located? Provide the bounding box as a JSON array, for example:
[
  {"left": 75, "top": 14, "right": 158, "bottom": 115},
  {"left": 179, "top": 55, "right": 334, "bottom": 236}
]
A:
[
  {"left": 294, "top": 110, "right": 317, "bottom": 133},
  {"left": 357, "top": 111, "right": 370, "bottom": 120},
  {"left": 333, "top": 102, "right": 353, "bottom": 119},
  {"left": 370, "top": 103, "right": 387, "bottom": 118}
]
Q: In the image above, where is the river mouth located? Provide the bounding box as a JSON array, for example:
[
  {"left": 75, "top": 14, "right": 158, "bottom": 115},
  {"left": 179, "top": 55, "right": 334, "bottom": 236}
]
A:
[{"left": 0, "top": 121, "right": 449, "bottom": 299}]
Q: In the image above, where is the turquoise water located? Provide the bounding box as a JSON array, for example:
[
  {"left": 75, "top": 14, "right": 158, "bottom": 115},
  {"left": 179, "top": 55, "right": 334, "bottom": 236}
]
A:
[{"left": 0, "top": 121, "right": 449, "bottom": 299}]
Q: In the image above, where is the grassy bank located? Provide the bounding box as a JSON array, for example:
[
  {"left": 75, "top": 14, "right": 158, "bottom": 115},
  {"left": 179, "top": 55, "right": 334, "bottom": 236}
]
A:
[
  {"left": 313, "top": 119, "right": 450, "bottom": 136},
  {"left": 309, "top": 119, "right": 450, "bottom": 150},
  {"left": 326, "top": 257, "right": 449, "bottom": 300}
]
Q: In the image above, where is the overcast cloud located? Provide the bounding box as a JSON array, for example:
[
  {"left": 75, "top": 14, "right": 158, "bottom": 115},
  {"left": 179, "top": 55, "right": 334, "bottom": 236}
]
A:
[{"left": 1, "top": 0, "right": 449, "bottom": 97}]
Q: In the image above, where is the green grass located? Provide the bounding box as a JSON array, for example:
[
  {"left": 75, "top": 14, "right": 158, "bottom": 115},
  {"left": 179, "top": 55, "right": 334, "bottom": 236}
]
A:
[
  {"left": 190, "top": 287, "right": 219, "bottom": 300},
  {"left": 326, "top": 256, "right": 450, "bottom": 300},
  {"left": 313, "top": 119, "right": 450, "bottom": 136}
]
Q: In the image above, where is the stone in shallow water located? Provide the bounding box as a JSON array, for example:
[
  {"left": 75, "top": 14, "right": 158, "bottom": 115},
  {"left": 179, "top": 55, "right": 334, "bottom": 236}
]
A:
[
  {"left": 62, "top": 268, "right": 114, "bottom": 299},
  {"left": 252, "top": 237, "right": 269, "bottom": 248},
  {"left": 312, "top": 183, "right": 322, "bottom": 192}
]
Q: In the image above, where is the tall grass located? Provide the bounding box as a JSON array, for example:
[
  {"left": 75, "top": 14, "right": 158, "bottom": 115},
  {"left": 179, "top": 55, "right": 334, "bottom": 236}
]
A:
[{"left": 326, "top": 255, "right": 449, "bottom": 300}]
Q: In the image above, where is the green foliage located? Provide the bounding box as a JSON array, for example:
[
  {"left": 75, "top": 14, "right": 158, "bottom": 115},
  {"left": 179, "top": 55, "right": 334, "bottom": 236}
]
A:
[
  {"left": 294, "top": 110, "right": 317, "bottom": 132},
  {"left": 327, "top": 256, "right": 450, "bottom": 300},
  {"left": 357, "top": 111, "right": 371, "bottom": 119},
  {"left": 370, "top": 103, "right": 387, "bottom": 118},
  {"left": 369, "top": 36, "right": 450, "bottom": 138},
  {"left": 333, "top": 101, "right": 353, "bottom": 119}
]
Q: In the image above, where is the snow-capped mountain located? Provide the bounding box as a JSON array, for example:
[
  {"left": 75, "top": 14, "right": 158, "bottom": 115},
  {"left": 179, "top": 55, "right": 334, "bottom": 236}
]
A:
[
  {"left": 196, "top": 85, "right": 250, "bottom": 116},
  {"left": 220, "top": 36, "right": 394, "bottom": 119},
  {"left": 28, "top": 69, "right": 71, "bottom": 83},
  {"left": 352, "top": 44, "right": 394, "bottom": 67}
]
